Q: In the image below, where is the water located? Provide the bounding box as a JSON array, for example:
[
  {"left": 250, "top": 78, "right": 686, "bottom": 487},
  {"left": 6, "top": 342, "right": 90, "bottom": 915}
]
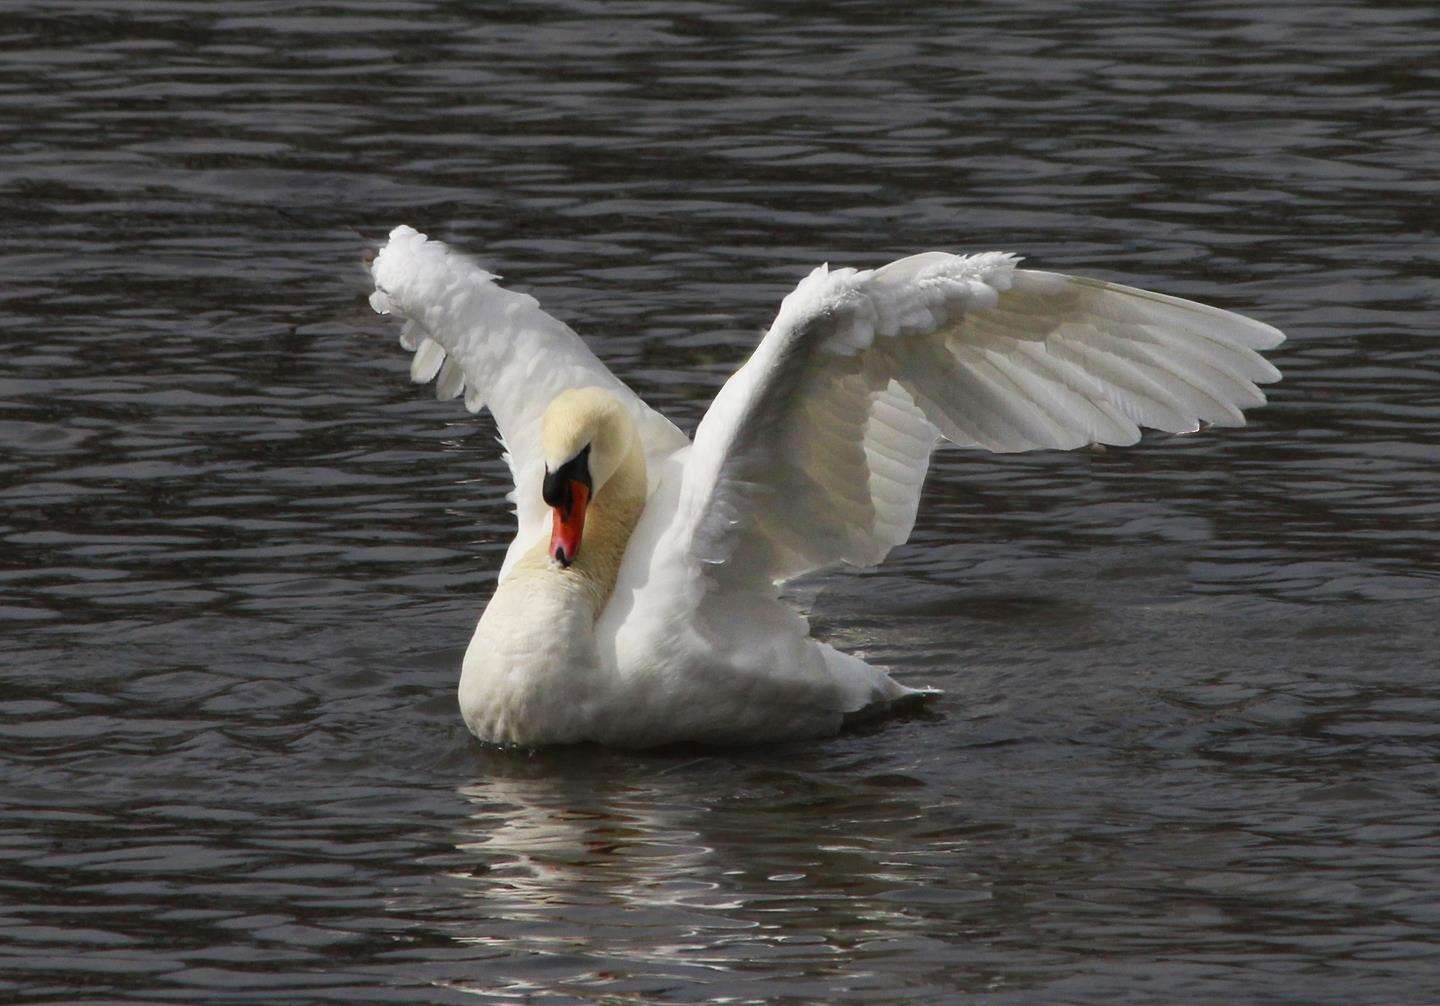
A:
[{"left": 3, "top": 1, "right": 1438, "bottom": 1001}]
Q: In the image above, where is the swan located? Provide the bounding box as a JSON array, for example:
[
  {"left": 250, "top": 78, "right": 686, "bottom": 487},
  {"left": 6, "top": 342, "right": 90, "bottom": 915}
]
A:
[{"left": 367, "top": 225, "right": 1284, "bottom": 748}]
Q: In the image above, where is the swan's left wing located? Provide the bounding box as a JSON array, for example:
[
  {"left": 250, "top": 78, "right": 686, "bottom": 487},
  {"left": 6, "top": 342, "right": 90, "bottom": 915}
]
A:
[
  {"left": 673, "top": 251, "right": 1284, "bottom": 586},
  {"left": 368, "top": 226, "right": 687, "bottom": 552}
]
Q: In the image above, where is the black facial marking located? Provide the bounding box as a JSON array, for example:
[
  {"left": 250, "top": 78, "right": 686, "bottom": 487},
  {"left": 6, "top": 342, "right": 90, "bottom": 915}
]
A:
[{"left": 542, "top": 443, "right": 592, "bottom": 513}]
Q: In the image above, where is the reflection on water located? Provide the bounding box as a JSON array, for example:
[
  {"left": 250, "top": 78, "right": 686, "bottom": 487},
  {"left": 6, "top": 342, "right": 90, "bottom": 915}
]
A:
[
  {"left": 3, "top": 0, "right": 1440, "bottom": 1001},
  {"left": 444, "top": 754, "right": 996, "bottom": 1000}
]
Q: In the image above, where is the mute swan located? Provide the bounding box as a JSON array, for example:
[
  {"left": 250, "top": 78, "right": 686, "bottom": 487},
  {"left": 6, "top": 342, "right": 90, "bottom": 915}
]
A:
[{"left": 368, "top": 226, "right": 1283, "bottom": 748}]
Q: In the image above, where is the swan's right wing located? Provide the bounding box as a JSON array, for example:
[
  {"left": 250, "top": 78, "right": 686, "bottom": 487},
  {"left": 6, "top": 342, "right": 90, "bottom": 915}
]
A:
[
  {"left": 369, "top": 226, "right": 687, "bottom": 551},
  {"left": 673, "top": 252, "right": 1284, "bottom": 587}
]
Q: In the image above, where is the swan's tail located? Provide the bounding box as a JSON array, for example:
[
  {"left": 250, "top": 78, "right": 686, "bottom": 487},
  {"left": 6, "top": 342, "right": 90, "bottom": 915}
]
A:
[{"left": 819, "top": 642, "right": 941, "bottom": 729}]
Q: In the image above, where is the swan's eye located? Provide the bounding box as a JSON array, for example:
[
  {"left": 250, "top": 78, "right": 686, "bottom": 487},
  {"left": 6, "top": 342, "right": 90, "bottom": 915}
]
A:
[{"left": 543, "top": 443, "right": 592, "bottom": 508}]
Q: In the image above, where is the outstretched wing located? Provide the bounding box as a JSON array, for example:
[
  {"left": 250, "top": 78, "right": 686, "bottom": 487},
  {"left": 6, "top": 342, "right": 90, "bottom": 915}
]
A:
[
  {"left": 674, "top": 251, "right": 1285, "bottom": 585},
  {"left": 369, "top": 226, "right": 688, "bottom": 548}
]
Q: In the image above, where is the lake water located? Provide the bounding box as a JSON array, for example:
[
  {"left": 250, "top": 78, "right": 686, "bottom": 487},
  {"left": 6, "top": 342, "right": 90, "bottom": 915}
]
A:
[{"left": 3, "top": 1, "right": 1438, "bottom": 1002}]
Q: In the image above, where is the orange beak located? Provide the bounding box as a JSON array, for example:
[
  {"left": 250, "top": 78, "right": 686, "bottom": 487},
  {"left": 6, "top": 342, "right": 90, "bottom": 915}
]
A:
[{"left": 549, "top": 480, "right": 589, "bottom": 568}]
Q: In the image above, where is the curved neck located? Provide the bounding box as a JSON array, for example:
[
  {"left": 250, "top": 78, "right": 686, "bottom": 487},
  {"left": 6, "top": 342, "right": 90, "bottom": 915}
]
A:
[
  {"left": 567, "top": 438, "right": 647, "bottom": 612},
  {"left": 513, "top": 434, "right": 647, "bottom": 619}
]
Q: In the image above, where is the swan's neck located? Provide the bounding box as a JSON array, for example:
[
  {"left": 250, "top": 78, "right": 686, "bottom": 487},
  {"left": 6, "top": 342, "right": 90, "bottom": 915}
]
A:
[{"left": 460, "top": 441, "right": 647, "bottom": 745}]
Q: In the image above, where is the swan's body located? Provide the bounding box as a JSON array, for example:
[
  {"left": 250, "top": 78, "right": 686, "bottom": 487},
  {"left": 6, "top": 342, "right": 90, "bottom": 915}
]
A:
[{"left": 368, "top": 225, "right": 1284, "bottom": 748}]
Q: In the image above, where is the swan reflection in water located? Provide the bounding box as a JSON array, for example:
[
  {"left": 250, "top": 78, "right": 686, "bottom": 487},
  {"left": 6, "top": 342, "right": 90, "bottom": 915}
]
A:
[{"left": 436, "top": 748, "right": 1016, "bottom": 999}]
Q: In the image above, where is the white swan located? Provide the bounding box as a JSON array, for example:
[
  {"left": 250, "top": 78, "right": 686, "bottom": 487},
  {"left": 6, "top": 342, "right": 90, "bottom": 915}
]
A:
[{"left": 368, "top": 225, "right": 1283, "bottom": 748}]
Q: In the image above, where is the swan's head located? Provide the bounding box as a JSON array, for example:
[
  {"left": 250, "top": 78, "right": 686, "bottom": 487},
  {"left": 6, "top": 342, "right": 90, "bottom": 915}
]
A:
[{"left": 540, "top": 387, "right": 639, "bottom": 568}]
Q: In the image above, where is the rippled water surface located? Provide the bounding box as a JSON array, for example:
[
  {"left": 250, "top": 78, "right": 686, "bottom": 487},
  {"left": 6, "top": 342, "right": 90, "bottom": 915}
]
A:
[{"left": 4, "top": 1, "right": 1439, "bottom": 1002}]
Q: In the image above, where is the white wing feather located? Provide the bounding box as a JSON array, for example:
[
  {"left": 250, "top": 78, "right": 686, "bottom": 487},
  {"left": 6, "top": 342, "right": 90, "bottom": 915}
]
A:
[
  {"left": 676, "top": 251, "right": 1284, "bottom": 585},
  {"left": 369, "top": 226, "right": 688, "bottom": 545}
]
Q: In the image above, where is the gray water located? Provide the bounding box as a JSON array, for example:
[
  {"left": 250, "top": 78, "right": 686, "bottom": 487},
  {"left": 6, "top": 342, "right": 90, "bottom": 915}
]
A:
[{"left": 3, "top": 1, "right": 1439, "bottom": 1002}]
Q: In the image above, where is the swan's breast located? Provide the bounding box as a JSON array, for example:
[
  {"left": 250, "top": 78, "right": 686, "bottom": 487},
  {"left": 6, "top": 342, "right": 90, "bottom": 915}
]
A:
[{"left": 458, "top": 568, "right": 602, "bottom": 746}]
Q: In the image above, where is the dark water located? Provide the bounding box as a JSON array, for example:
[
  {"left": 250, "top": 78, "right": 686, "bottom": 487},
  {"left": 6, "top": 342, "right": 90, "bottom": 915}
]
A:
[{"left": 3, "top": 1, "right": 1439, "bottom": 1001}]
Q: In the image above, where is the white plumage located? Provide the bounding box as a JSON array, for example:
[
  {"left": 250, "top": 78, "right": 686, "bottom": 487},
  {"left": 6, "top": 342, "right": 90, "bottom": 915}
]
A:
[{"left": 368, "top": 225, "right": 1283, "bottom": 748}]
